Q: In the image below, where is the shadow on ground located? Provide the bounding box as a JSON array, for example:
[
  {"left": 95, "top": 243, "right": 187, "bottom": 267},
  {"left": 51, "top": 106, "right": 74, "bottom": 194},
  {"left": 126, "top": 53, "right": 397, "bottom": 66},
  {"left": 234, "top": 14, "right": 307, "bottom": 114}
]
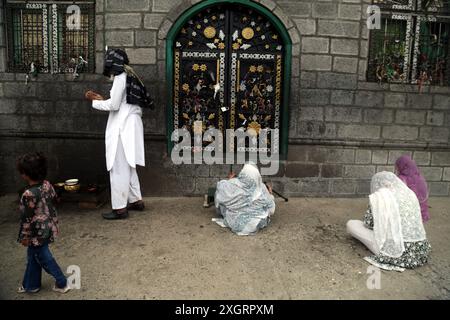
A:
[{"left": 0, "top": 195, "right": 449, "bottom": 300}]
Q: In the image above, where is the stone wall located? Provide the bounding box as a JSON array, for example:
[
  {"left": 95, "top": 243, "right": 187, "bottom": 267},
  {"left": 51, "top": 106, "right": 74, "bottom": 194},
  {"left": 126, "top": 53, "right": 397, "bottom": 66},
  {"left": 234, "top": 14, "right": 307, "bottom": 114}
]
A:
[{"left": 1, "top": 0, "right": 449, "bottom": 197}]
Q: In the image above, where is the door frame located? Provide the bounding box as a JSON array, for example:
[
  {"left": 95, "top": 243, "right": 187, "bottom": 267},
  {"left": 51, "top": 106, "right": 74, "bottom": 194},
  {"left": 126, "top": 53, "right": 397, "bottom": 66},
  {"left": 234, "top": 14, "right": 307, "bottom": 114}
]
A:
[{"left": 166, "top": 0, "right": 292, "bottom": 158}]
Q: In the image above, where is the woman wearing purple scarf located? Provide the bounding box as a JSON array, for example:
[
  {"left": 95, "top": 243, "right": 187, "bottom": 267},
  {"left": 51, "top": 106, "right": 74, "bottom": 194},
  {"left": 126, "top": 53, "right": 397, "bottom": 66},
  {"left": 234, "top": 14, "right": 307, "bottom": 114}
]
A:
[{"left": 395, "top": 155, "right": 430, "bottom": 222}]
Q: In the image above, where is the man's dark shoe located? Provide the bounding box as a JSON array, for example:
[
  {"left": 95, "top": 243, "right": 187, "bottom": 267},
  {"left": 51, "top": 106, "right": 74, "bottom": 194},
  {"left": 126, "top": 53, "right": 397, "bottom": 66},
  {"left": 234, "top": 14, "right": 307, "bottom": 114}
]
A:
[
  {"left": 102, "top": 209, "right": 129, "bottom": 220},
  {"left": 127, "top": 200, "right": 145, "bottom": 211}
]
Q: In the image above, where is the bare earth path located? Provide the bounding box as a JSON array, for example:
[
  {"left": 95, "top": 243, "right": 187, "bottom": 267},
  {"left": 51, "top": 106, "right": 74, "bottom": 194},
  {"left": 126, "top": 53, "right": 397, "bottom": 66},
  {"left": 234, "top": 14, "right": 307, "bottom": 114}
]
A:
[{"left": 0, "top": 195, "right": 449, "bottom": 300}]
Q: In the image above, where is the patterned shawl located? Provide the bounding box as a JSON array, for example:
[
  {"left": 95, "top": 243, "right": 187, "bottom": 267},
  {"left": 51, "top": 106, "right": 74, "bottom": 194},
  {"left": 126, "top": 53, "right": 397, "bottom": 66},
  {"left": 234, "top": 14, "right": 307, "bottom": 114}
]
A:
[
  {"left": 395, "top": 155, "right": 430, "bottom": 222},
  {"left": 369, "top": 171, "right": 427, "bottom": 258},
  {"left": 103, "top": 49, "right": 154, "bottom": 109}
]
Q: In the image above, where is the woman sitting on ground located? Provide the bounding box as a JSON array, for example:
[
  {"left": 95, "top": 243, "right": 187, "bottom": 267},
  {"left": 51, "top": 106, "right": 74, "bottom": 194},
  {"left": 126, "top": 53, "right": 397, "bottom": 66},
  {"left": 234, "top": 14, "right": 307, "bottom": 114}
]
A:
[
  {"left": 395, "top": 155, "right": 430, "bottom": 222},
  {"left": 213, "top": 163, "right": 275, "bottom": 236},
  {"left": 346, "top": 171, "right": 431, "bottom": 271}
]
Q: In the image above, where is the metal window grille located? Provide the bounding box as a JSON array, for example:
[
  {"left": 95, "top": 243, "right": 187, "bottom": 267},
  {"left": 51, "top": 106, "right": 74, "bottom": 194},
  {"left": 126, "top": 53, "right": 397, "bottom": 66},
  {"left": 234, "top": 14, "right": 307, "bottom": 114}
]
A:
[
  {"left": 415, "top": 19, "right": 450, "bottom": 85},
  {"left": 368, "top": 18, "right": 408, "bottom": 82},
  {"left": 5, "top": 1, "right": 95, "bottom": 73},
  {"left": 368, "top": 0, "right": 450, "bottom": 85}
]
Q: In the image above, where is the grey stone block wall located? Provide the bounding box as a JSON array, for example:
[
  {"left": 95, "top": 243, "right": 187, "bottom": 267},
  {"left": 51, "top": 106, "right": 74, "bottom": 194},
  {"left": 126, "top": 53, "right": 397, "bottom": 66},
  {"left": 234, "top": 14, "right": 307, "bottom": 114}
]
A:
[
  {"left": 279, "top": 145, "right": 450, "bottom": 197},
  {"left": 1, "top": 0, "right": 450, "bottom": 197}
]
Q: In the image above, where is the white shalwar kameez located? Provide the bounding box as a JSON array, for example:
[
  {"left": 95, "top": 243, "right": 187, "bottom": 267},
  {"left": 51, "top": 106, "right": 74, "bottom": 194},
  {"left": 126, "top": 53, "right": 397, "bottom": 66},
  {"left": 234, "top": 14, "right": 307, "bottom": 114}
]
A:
[{"left": 92, "top": 72, "right": 145, "bottom": 209}]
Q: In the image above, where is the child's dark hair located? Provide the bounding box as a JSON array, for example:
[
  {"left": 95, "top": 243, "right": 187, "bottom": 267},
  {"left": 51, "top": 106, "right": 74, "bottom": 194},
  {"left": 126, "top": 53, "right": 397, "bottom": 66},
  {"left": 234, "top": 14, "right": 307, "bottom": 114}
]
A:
[{"left": 16, "top": 152, "right": 47, "bottom": 181}]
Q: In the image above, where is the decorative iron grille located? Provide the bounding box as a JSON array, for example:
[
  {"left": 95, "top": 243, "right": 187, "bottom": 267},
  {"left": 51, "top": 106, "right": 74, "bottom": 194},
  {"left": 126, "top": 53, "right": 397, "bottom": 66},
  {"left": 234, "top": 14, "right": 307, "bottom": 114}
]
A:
[
  {"left": 368, "top": 0, "right": 450, "bottom": 86},
  {"left": 173, "top": 4, "right": 285, "bottom": 153},
  {"left": 5, "top": 1, "right": 95, "bottom": 74}
]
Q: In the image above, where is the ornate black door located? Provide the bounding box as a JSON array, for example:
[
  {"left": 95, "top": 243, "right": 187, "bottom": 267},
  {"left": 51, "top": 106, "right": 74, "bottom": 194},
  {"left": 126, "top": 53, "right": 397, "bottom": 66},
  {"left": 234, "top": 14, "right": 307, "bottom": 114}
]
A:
[{"left": 173, "top": 4, "right": 284, "bottom": 151}]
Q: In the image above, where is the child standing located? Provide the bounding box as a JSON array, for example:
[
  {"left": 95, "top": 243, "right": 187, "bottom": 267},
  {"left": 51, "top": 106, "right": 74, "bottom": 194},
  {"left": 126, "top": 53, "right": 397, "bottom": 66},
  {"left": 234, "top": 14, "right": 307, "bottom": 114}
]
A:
[{"left": 16, "top": 152, "right": 70, "bottom": 294}]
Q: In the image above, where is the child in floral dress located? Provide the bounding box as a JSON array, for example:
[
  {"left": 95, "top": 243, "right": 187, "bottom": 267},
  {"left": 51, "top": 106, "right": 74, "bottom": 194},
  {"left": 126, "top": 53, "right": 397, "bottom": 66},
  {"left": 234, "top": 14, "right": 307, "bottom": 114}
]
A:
[{"left": 16, "top": 152, "right": 70, "bottom": 294}]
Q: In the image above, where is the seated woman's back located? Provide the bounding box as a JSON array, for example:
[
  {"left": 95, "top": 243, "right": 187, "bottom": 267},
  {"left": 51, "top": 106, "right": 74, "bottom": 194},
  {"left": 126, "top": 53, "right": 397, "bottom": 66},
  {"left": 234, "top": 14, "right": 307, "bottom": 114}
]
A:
[
  {"left": 372, "top": 172, "right": 426, "bottom": 242},
  {"left": 214, "top": 164, "right": 275, "bottom": 236},
  {"left": 347, "top": 171, "right": 431, "bottom": 271}
]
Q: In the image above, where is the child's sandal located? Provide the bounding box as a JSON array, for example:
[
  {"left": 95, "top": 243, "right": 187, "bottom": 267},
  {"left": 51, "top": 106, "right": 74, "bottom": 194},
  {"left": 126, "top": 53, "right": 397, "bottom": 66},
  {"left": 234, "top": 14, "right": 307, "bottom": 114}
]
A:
[
  {"left": 52, "top": 284, "right": 71, "bottom": 294},
  {"left": 17, "top": 286, "right": 40, "bottom": 294}
]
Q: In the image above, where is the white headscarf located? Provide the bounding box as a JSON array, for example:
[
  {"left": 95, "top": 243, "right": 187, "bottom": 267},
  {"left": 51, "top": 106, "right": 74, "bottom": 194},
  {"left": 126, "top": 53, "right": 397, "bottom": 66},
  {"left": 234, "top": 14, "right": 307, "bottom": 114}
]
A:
[
  {"left": 238, "top": 162, "right": 264, "bottom": 202},
  {"left": 369, "top": 171, "right": 427, "bottom": 258},
  {"left": 214, "top": 162, "right": 275, "bottom": 235}
]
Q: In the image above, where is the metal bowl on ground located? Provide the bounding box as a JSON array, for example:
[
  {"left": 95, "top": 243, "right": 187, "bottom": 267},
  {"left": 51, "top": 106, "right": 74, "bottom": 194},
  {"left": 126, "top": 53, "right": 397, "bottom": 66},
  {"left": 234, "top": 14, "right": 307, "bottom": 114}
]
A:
[
  {"left": 64, "top": 179, "right": 80, "bottom": 193},
  {"left": 64, "top": 184, "right": 80, "bottom": 193},
  {"left": 65, "top": 179, "right": 79, "bottom": 186}
]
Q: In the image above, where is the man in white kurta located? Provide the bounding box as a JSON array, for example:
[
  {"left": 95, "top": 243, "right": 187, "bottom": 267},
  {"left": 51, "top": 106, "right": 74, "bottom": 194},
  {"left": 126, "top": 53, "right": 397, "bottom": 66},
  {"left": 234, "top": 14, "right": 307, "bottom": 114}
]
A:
[{"left": 91, "top": 71, "right": 145, "bottom": 219}]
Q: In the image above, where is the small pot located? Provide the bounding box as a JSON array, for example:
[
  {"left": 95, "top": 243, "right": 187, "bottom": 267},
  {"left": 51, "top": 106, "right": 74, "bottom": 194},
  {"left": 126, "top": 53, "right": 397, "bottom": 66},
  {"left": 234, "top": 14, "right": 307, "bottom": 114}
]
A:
[
  {"left": 64, "top": 184, "right": 80, "bottom": 193},
  {"left": 65, "top": 179, "right": 79, "bottom": 186}
]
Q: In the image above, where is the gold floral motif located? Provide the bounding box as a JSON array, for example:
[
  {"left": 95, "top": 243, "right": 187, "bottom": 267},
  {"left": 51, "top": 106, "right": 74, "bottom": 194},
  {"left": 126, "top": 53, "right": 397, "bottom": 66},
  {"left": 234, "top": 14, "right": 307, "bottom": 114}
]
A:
[
  {"left": 257, "top": 65, "right": 264, "bottom": 73},
  {"left": 188, "top": 41, "right": 193, "bottom": 46},
  {"left": 204, "top": 26, "right": 216, "bottom": 39},
  {"left": 192, "top": 64, "right": 200, "bottom": 71},
  {"left": 252, "top": 85, "right": 262, "bottom": 97},
  {"left": 237, "top": 38, "right": 243, "bottom": 44},
  {"left": 232, "top": 42, "right": 240, "bottom": 50},
  {"left": 265, "top": 44, "right": 270, "bottom": 49},
  {"left": 218, "top": 42, "right": 225, "bottom": 50},
  {"left": 242, "top": 27, "right": 254, "bottom": 40},
  {"left": 272, "top": 34, "right": 278, "bottom": 40},
  {"left": 182, "top": 83, "right": 190, "bottom": 91},
  {"left": 212, "top": 15, "right": 217, "bottom": 20},
  {"left": 214, "top": 38, "right": 220, "bottom": 44},
  {"left": 196, "top": 24, "right": 202, "bottom": 29},
  {"left": 249, "top": 65, "right": 257, "bottom": 73},
  {"left": 256, "top": 26, "right": 261, "bottom": 32},
  {"left": 247, "top": 121, "right": 261, "bottom": 136},
  {"left": 200, "top": 64, "right": 207, "bottom": 71}
]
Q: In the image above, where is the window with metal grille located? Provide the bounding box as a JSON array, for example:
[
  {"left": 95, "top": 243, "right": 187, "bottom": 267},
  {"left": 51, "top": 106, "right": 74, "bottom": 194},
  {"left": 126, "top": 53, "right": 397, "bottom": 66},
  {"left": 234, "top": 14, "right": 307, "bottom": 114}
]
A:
[
  {"left": 368, "top": 0, "right": 450, "bottom": 86},
  {"left": 5, "top": 1, "right": 95, "bottom": 74}
]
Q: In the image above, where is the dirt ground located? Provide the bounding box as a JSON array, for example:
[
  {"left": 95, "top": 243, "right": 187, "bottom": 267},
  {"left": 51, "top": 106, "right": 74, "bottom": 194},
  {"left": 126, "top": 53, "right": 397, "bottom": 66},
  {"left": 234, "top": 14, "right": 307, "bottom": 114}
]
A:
[{"left": 0, "top": 194, "right": 449, "bottom": 300}]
